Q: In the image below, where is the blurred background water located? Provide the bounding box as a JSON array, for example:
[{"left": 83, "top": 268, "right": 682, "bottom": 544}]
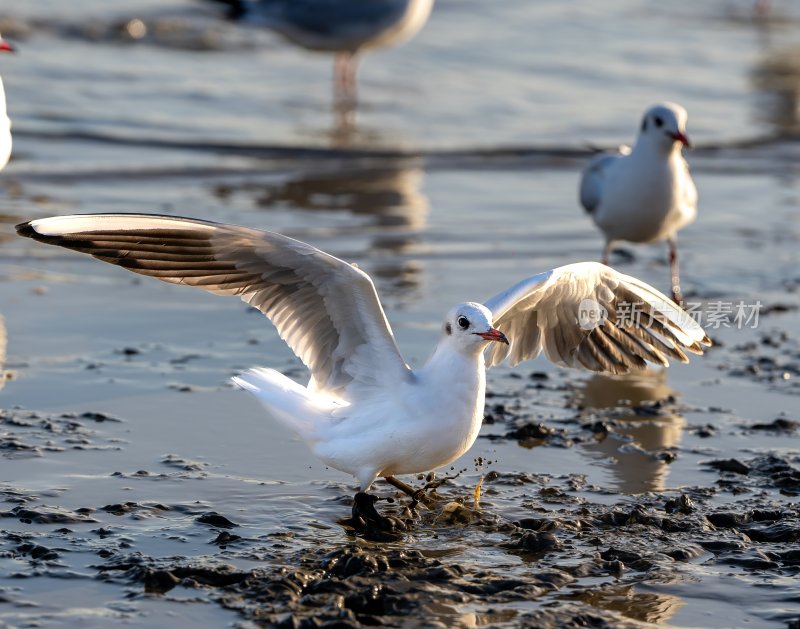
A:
[
  {"left": 1, "top": 0, "right": 800, "bottom": 148},
  {"left": 1, "top": 1, "right": 800, "bottom": 627}
]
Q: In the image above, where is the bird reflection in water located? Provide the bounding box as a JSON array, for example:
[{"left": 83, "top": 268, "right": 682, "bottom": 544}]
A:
[
  {"left": 236, "top": 162, "right": 428, "bottom": 298},
  {"left": 558, "top": 584, "right": 684, "bottom": 626},
  {"left": 578, "top": 370, "right": 685, "bottom": 494},
  {"left": 752, "top": 45, "right": 800, "bottom": 136}
]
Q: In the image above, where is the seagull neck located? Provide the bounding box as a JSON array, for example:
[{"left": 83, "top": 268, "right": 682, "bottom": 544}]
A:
[
  {"left": 421, "top": 341, "right": 486, "bottom": 386},
  {"left": 632, "top": 136, "right": 655, "bottom": 156},
  {"left": 667, "top": 142, "right": 684, "bottom": 158},
  {"left": 633, "top": 135, "right": 678, "bottom": 159}
]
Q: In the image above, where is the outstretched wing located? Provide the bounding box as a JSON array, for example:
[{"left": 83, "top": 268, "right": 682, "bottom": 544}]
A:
[
  {"left": 484, "top": 262, "right": 710, "bottom": 374},
  {"left": 579, "top": 148, "right": 627, "bottom": 214},
  {"left": 16, "top": 214, "right": 412, "bottom": 401}
]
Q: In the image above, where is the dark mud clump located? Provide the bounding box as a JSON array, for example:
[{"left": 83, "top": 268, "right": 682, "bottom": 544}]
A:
[
  {"left": 196, "top": 512, "right": 239, "bottom": 529},
  {"left": 1, "top": 505, "right": 98, "bottom": 525},
  {"left": 704, "top": 453, "right": 800, "bottom": 496},
  {"left": 748, "top": 417, "right": 799, "bottom": 432}
]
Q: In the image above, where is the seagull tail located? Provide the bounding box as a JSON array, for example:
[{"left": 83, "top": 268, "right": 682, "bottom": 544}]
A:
[
  {"left": 202, "top": 0, "right": 249, "bottom": 21},
  {"left": 231, "top": 367, "right": 337, "bottom": 441}
]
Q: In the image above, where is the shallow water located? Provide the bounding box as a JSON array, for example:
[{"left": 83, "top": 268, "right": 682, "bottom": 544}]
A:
[{"left": 1, "top": 1, "right": 800, "bottom": 627}]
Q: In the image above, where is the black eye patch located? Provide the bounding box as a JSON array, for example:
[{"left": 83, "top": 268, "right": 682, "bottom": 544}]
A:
[
  {"left": 654, "top": 115, "right": 664, "bottom": 128},
  {"left": 445, "top": 323, "right": 452, "bottom": 335}
]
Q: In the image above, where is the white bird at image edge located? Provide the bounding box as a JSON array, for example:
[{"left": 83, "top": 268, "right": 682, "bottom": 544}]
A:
[
  {"left": 16, "top": 214, "right": 710, "bottom": 500},
  {"left": 0, "top": 33, "right": 16, "bottom": 172}
]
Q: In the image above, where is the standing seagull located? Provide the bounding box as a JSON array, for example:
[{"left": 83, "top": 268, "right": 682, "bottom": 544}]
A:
[
  {"left": 17, "top": 214, "right": 709, "bottom": 519},
  {"left": 212, "top": 0, "right": 434, "bottom": 105},
  {"left": 580, "top": 103, "right": 697, "bottom": 304},
  {"left": 0, "top": 34, "right": 16, "bottom": 173}
]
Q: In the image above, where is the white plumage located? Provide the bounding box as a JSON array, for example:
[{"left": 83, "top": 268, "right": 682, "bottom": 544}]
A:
[
  {"left": 580, "top": 102, "right": 697, "bottom": 303},
  {"left": 0, "top": 34, "right": 15, "bottom": 173},
  {"left": 17, "top": 214, "right": 709, "bottom": 493}
]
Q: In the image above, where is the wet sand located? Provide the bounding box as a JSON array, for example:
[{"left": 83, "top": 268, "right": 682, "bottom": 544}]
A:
[{"left": 2, "top": 1, "right": 800, "bottom": 627}]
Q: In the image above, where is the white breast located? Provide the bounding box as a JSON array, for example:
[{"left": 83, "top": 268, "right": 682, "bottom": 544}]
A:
[{"left": 593, "top": 151, "right": 696, "bottom": 244}]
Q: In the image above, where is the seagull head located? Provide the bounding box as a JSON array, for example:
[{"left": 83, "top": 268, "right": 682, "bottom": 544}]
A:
[
  {"left": 0, "top": 35, "right": 14, "bottom": 54},
  {"left": 443, "top": 303, "right": 509, "bottom": 354},
  {"left": 639, "top": 103, "right": 690, "bottom": 152}
]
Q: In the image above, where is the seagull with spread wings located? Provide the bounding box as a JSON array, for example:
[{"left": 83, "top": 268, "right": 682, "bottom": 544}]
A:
[{"left": 17, "top": 214, "right": 709, "bottom": 522}]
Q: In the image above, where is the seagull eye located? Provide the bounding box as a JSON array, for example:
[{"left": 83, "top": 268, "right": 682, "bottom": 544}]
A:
[
  {"left": 457, "top": 316, "right": 470, "bottom": 330},
  {"left": 654, "top": 116, "right": 664, "bottom": 128}
]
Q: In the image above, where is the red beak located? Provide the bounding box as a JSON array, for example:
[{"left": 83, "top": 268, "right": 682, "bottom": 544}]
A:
[
  {"left": 0, "top": 39, "right": 14, "bottom": 53},
  {"left": 476, "top": 327, "right": 509, "bottom": 345},
  {"left": 669, "top": 131, "right": 691, "bottom": 148}
]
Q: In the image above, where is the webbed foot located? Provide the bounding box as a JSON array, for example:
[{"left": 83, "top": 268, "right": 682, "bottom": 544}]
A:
[{"left": 351, "top": 492, "right": 403, "bottom": 534}]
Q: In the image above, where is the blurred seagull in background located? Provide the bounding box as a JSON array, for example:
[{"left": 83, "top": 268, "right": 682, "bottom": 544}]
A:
[
  {"left": 17, "top": 214, "right": 709, "bottom": 523},
  {"left": 0, "top": 34, "right": 16, "bottom": 173},
  {"left": 211, "top": 0, "right": 434, "bottom": 106},
  {"left": 580, "top": 103, "right": 697, "bottom": 304}
]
